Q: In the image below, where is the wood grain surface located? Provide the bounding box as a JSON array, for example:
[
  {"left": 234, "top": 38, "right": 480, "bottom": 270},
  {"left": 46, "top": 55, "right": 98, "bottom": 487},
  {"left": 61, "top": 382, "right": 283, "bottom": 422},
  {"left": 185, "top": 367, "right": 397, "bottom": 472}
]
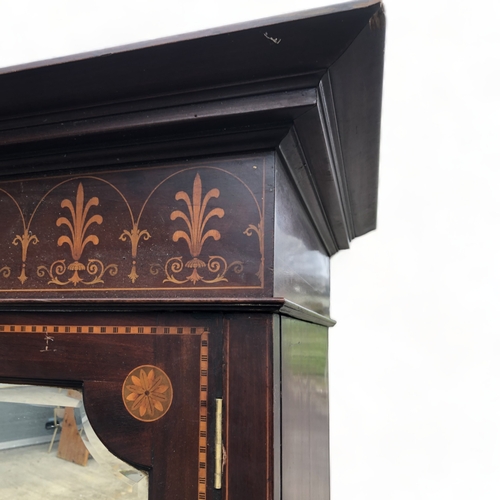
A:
[
  {"left": 0, "top": 311, "right": 220, "bottom": 500},
  {"left": 0, "top": 155, "right": 272, "bottom": 299}
]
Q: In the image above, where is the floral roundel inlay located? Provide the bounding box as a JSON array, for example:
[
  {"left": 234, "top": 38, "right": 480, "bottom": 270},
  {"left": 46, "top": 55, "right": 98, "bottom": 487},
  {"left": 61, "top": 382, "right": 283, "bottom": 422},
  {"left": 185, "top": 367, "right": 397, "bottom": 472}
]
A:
[{"left": 122, "top": 365, "right": 173, "bottom": 422}]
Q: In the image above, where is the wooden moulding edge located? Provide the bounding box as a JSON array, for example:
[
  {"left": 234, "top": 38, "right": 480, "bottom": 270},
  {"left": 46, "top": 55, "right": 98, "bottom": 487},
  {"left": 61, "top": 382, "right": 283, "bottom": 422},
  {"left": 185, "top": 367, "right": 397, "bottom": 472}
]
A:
[{"left": 0, "top": 297, "right": 335, "bottom": 326}]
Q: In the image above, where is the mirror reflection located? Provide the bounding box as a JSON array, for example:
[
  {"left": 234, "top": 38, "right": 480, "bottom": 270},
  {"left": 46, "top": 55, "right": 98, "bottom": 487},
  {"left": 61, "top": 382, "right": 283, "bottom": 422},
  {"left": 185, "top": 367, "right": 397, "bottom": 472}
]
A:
[{"left": 0, "top": 383, "right": 148, "bottom": 499}]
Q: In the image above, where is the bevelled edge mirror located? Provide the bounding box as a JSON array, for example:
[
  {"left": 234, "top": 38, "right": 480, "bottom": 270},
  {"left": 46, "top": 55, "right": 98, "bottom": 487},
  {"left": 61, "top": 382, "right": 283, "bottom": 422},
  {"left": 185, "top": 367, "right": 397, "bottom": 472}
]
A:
[{"left": 0, "top": 383, "right": 148, "bottom": 499}]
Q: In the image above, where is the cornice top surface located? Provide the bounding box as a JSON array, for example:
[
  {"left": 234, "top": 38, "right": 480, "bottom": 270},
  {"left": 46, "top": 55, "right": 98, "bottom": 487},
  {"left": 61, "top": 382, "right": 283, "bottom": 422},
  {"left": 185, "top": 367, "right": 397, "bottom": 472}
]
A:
[{"left": 0, "top": 1, "right": 382, "bottom": 119}]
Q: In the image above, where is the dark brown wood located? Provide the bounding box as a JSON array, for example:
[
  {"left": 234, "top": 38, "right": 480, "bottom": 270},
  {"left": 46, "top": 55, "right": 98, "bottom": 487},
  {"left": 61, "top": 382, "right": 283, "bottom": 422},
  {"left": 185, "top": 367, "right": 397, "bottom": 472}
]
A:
[
  {"left": 0, "top": 311, "right": 221, "bottom": 500},
  {"left": 224, "top": 313, "right": 273, "bottom": 500},
  {"left": 274, "top": 158, "right": 330, "bottom": 316},
  {"left": 278, "top": 129, "right": 338, "bottom": 255},
  {"left": 0, "top": 4, "right": 379, "bottom": 120},
  {"left": 280, "top": 317, "right": 330, "bottom": 500},
  {"left": 0, "top": 3, "right": 385, "bottom": 499},
  {"left": 0, "top": 90, "right": 316, "bottom": 151},
  {"left": 0, "top": 4, "right": 384, "bottom": 256},
  {"left": 0, "top": 155, "right": 273, "bottom": 300},
  {"left": 328, "top": 9, "right": 386, "bottom": 237}
]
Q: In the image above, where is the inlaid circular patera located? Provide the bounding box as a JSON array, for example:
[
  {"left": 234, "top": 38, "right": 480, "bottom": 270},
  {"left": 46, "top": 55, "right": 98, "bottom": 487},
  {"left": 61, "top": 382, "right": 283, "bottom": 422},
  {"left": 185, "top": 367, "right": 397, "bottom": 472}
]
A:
[{"left": 122, "top": 365, "right": 173, "bottom": 422}]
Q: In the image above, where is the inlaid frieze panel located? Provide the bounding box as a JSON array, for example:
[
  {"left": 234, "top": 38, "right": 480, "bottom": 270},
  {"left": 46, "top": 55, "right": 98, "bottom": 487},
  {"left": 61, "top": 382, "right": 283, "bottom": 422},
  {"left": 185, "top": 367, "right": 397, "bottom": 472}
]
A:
[{"left": 0, "top": 155, "right": 271, "bottom": 298}]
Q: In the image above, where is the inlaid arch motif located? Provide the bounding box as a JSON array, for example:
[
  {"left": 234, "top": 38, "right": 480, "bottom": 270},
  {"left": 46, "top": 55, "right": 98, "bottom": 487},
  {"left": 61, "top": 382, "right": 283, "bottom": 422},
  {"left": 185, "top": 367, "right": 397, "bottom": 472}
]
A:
[{"left": 0, "top": 157, "right": 266, "bottom": 294}]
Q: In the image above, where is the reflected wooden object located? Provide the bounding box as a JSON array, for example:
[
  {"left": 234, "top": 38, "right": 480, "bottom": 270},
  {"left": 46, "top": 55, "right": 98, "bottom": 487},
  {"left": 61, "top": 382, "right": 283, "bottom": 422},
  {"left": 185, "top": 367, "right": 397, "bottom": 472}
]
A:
[
  {"left": 47, "top": 407, "right": 64, "bottom": 454},
  {"left": 0, "top": 385, "right": 148, "bottom": 497},
  {"left": 57, "top": 407, "right": 89, "bottom": 467}
]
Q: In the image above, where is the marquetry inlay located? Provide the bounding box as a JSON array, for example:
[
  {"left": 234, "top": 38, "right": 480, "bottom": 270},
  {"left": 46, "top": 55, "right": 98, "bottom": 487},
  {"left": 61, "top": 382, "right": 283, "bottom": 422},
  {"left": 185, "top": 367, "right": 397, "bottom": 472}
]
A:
[
  {"left": 122, "top": 365, "right": 173, "bottom": 422},
  {"left": 0, "top": 322, "right": 210, "bottom": 499},
  {"left": 198, "top": 330, "right": 209, "bottom": 500},
  {"left": 0, "top": 324, "right": 206, "bottom": 335},
  {"left": 0, "top": 157, "right": 267, "bottom": 297}
]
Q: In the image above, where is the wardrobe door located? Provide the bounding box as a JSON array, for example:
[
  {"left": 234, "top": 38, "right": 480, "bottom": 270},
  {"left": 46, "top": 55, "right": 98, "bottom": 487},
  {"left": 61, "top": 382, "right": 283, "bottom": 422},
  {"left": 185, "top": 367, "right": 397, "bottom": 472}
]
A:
[{"left": 0, "top": 311, "right": 222, "bottom": 500}]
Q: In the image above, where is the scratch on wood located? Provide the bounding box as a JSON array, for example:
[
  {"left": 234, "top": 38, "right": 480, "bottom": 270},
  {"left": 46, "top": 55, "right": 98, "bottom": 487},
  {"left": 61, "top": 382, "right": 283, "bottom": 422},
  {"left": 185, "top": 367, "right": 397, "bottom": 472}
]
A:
[
  {"left": 264, "top": 32, "right": 281, "bottom": 45},
  {"left": 40, "top": 333, "right": 56, "bottom": 352}
]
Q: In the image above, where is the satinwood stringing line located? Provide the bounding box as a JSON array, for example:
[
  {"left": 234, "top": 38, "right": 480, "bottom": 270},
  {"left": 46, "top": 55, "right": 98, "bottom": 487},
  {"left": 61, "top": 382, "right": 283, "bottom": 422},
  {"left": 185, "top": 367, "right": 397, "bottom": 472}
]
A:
[
  {"left": 198, "top": 331, "right": 209, "bottom": 500},
  {"left": 0, "top": 325, "right": 207, "bottom": 335}
]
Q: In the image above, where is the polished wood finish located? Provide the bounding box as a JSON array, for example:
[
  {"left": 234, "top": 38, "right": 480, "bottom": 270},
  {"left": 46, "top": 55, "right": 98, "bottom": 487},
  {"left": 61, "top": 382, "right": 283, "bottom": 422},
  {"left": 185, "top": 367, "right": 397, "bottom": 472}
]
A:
[
  {"left": 0, "top": 155, "right": 272, "bottom": 298},
  {"left": 274, "top": 158, "right": 330, "bottom": 315},
  {"left": 224, "top": 313, "right": 274, "bottom": 500},
  {"left": 0, "top": 4, "right": 379, "bottom": 121},
  {"left": 0, "top": 312, "right": 220, "bottom": 500},
  {"left": 328, "top": 14, "right": 386, "bottom": 237},
  {"left": 280, "top": 317, "right": 329, "bottom": 500},
  {"left": 0, "top": 2, "right": 384, "bottom": 499},
  {"left": 0, "top": 3, "right": 384, "bottom": 256}
]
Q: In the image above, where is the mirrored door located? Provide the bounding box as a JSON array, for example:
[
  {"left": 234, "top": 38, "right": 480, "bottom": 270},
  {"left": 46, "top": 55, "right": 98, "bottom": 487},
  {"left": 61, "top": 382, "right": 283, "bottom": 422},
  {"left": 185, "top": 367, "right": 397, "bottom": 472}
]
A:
[{"left": 0, "top": 312, "right": 221, "bottom": 500}]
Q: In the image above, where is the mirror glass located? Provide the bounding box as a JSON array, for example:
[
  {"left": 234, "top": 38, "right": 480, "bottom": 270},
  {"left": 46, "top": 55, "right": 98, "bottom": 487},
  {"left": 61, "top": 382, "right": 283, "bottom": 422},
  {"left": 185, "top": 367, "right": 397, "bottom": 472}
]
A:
[{"left": 0, "top": 383, "right": 148, "bottom": 499}]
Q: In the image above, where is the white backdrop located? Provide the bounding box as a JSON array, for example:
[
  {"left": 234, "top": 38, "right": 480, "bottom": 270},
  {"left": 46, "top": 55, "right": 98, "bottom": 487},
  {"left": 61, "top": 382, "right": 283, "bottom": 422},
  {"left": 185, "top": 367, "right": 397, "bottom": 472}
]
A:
[{"left": 1, "top": 1, "right": 499, "bottom": 498}]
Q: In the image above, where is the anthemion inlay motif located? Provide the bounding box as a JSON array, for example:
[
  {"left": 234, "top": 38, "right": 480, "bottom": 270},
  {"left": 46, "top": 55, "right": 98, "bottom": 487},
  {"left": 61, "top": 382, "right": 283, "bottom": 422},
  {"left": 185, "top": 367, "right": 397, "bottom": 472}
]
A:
[
  {"left": 37, "top": 183, "right": 118, "bottom": 286},
  {"left": 151, "top": 173, "right": 243, "bottom": 284},
  {"left": 0, "top": 158, "right": 266, "bottom": 293}
]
